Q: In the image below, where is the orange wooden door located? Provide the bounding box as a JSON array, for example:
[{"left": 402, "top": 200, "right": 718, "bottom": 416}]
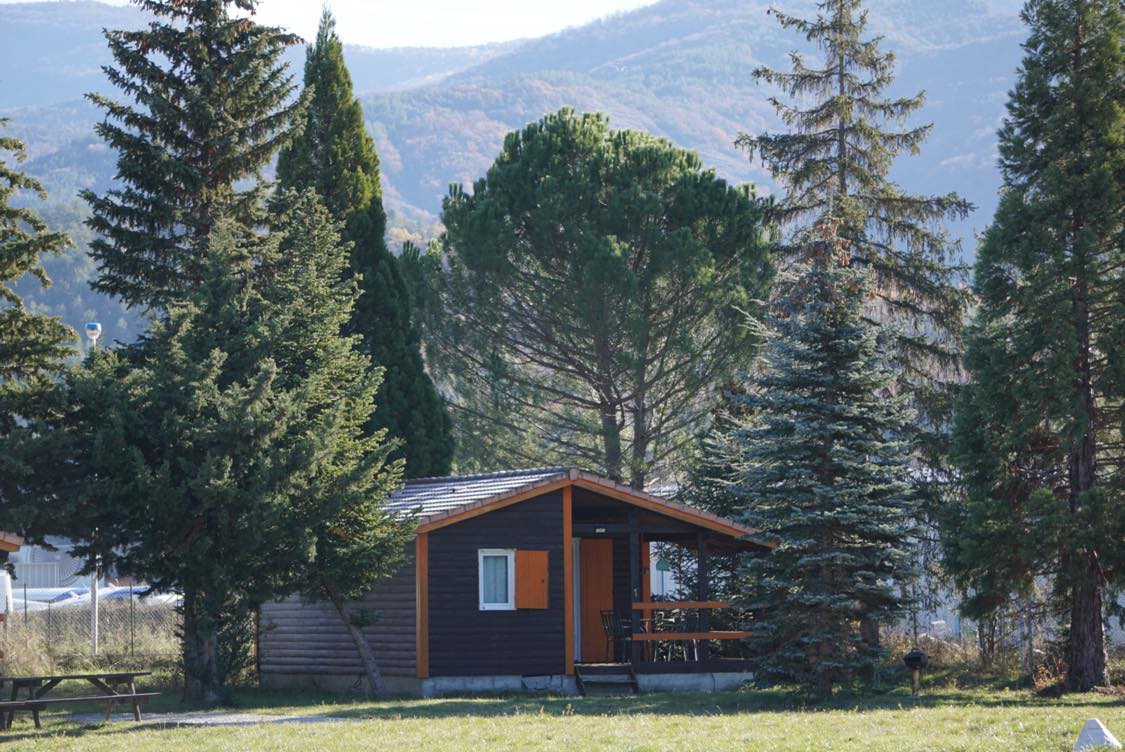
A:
[{"left": 579, "top": 538, "right": 614, "bottom": 662}]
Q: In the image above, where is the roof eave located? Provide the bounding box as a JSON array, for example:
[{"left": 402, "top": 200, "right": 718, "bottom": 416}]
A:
[{"left": 410, "top": 468, "right": 772, "bottom": 549}]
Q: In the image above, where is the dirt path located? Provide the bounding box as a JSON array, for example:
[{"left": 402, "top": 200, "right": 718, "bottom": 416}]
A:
[{"left": 66, "top": 710, "right": 359, "bottom": 728}]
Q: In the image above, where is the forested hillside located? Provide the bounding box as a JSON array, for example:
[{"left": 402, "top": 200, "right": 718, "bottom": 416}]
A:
[{"left": 1, "top": 0, "right": 1025, "bottom": 343}]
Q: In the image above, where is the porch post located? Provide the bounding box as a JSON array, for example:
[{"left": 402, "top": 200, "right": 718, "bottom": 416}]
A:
[
  {"left": 697, "top": 531, "right": 710, "bottom": 662},
  {"left": 628, "top": 509, "right": 642, "bottom": 665}
]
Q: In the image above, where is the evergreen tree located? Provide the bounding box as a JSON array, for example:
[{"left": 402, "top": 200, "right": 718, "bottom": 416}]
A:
[
  {"left": 82, "top": 0, "right": 305, "bottom": 310},
  {"left": 0, "top": 122, "right": 73, "bottom": 387},
  {"left": 730, "top": 220, "right": 918, "bottom": 696},
  {"left": 0, "top": 122, "right": 75, "bottom": 556},
  {"left": 277, "top": 10, "right": 452, "bottom": 478},
  {"left": 945, "top": 0, "right": 1125, "bottom": 692},
  {"left": 738, "top": 0, "right": 972, "bottom": 503},
  {"left": 426, "top": 109, "right": 771, "bottom": 488},
  {"left": 669, "top": 394, "right": 749, "bottom": 606},
  {"left": 68, "top": 194, "right": 408, "bottom": 703}
]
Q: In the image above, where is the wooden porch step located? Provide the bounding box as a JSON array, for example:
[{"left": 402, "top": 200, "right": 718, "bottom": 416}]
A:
[{"left": 574, "top": 664, "right": 639, "bottom": 696}]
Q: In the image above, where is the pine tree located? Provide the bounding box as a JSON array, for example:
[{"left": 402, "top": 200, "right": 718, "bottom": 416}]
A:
[
  {"left": 945, "top": 0, "right": 1125, "bottom": 692},
  {"left": 0, "top": 122, "right": 75, "bottom": 550},
  {"left": 729, "top": 220, "right": 918, "bottom": 696},
  {"left": 82, "top": 0, "right": 305, "bottom": 310},
  {"left": 427, "top": 109, "right": 771, "bottom": 488},
  {"left": 738, "top": 0, "right": 972, "bottom": 501},
  {"left": 68, "top": 194, "right": 408, "bottom": 703},
  {"left": 277, "top": 10, "right": 452, "bottom": 478}
]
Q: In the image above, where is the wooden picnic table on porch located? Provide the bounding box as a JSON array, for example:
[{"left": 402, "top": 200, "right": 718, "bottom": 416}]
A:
[
  {"left": 0, "top": 671, "right": 158, "bottom": 729},
  {"left": 627, "top": 601, "right": 753, "bottom": 662}
]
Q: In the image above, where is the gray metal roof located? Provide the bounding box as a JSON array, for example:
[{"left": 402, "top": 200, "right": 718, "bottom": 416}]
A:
[{"left": 387, "top": 467, "right": 570, "bottom": 519}]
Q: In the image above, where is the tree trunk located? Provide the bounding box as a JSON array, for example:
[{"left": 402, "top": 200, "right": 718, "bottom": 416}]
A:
[
  {"left": 835, "top": 0, "right": 848, "bottom": 199},
  {"left": 629, "top": 401, "right": 648, "bottom": 491},
  {"left": 1065, "top": 553, "right": 1107, "bottom": 691},
  {"left": 1064, "top": 271, "right": 1108, "bottom": 692},
  {"left": 322, "top": 576, "right": 386, "bottom": 698},
  {"left": 860, "top": 617, "right": 880, "bottom": 649},
  {"left": 181, "top": 589, "right": 224, "bottom": 705},
  {"left": 600, "top": 402, "right": 623, "bottom": 483}
]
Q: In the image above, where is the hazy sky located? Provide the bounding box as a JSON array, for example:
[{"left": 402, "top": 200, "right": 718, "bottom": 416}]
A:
[{"left": 4, "top": 0, "right": 659, "bottom": 47}]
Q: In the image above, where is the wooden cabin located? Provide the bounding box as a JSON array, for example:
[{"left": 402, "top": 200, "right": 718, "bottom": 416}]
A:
[{"left": 259, "top": 468, "right": 768, "bottom": 696}]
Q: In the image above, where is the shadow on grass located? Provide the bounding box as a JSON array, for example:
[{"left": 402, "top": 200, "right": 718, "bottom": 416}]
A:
[
  {"left": 2, "top": 681, "right": 1120, "bottom": 744},
  {"left": 321, "top": 686, "right": 1124, "bottom": 723}
]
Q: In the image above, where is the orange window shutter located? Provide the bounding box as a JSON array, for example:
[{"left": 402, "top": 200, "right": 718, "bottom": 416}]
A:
[{"left": 515, "top": 550, "right": 549, "bottom": 609}]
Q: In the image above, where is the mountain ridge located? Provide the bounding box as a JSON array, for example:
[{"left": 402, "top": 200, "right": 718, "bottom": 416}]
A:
[{"left": 1, "top": 0, "right": 1026, "bottom": 343}]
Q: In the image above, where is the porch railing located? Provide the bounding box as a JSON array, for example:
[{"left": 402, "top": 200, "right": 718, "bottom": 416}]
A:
[{"left": 627, "top": 601, "right": 752, "bottom": 658}]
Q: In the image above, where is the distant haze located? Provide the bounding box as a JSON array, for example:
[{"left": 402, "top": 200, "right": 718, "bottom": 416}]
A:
[
  {"left": 1, "top": 0, "right": 1027, "bottom": 342},
  {"left": 0, "top": 0, "right": 660, "bottom": 47}
]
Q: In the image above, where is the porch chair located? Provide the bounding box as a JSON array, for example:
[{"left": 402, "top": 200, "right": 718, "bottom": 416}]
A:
[
  {"left": 599, "top": 610, "right": 631, "bottom": 662},
  {"left": 662, "top": 609, "right": 700, "bottom": 661}
]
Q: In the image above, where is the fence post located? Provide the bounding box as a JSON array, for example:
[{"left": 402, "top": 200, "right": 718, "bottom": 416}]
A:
[
  {"left": 130, "top": 584, "right": 135, "bottom": 657},
  {"left": 91, "top": 564, "right": 99, "bottom": 658}
]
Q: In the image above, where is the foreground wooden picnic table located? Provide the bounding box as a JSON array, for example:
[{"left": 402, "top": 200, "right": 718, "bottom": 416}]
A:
[{"left": 0, "top": 670, "right": 159, "bottom": 729}]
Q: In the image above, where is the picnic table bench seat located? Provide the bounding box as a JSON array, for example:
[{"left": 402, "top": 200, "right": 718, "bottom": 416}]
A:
[
  {"left": 0, "top": 692, "right": 160, "bottom": 728},
  {"left": 0, "top": 671, "right": 157, "bottom": 730}
]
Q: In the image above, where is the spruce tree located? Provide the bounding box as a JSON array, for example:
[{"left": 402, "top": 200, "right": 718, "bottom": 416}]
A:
[
  {"left": 739, "top": 0, "right": 972, "bottom": 499},
  {"left": 68, "top": 194, "right": 408, "bottom": 703},
  {"left": 82, "top": 0, "right": 305, "bottom": 310},
  {"left": 277, "top": 10, "right": 452, "bottom": 478},
  {"left": 0, "top": 122, "right": 75, "bottom": 552},
  {"left": 730, "top": 220, "right": 918, "bottom": 696},
  {"left": 945, "top": 0, "right": 1125, "bottom": 691},
  {"left": 670, "top": 396, "right": 749, "bottom": 607}
]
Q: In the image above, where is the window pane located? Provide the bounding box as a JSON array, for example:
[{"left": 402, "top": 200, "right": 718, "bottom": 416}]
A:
[{"left": 482, "top": 555, "right": 509, "bottom": 604}]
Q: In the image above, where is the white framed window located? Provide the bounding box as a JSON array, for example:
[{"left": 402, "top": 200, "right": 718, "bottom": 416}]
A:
[{"left": 478, "top": 549, "right": 516, "bottom": 611}]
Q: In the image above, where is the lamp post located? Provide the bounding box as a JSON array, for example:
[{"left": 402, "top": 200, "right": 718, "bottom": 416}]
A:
[
  {"left": 904, "top": 649, "right": 929, "bottom": 697},
  {"left": 85, "top": 323, "right": 101, "bottom": 657}
]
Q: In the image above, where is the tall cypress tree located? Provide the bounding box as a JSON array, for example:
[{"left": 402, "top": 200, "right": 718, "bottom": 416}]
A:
[
  {"left": 83, "top": 0, "right": 305, "bottom": 311},
  {"left": 277, "top": 10, "right": 452, "bottom": 478},
  {"left": 739, "top": 0, "right": 972, "bottom": 502},
  {"left": 0, "top": 122, "right": 75, "bottom": 549},
  {"left": 730, "top": 219, "right": 918, "bottom": 696},
  {"left": 945, "top": 0, "right": 1125, "bottom": 692}
]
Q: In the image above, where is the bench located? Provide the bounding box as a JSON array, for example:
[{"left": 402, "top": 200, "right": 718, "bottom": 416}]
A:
[
  {"left": 0, "top": 672, "right": 158, "bottom": 730},
  {"left": 0, "top": 692, "right": 160, "bottom": 729}
]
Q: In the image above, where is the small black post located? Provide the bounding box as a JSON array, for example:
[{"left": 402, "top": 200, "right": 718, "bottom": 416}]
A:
[
  {"left": 628, "top": 509, "right": 641, "bottom": 665},
  {"left": 130, "top": 583, "right": 135, "bottom": 656},
  {"left": 697, "top": 531, "right": 710, "bottom": 662}
]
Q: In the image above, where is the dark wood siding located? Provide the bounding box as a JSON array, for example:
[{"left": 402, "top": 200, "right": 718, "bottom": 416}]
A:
[
  {"left": 259, "top": 546, "right": 416, "bottom": 678},
  {"left": 427, "top": 492, "right": 565, "bottom": 676}
]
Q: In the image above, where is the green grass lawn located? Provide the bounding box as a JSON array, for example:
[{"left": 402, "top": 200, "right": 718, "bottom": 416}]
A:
[{"left": 1, "top": 684, "right": 1122, "bottom": 751}]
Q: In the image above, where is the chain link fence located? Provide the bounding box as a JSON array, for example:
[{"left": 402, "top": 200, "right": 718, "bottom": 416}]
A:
[{"left": 2, "top": 586, "right": 180, "bottom": 675}]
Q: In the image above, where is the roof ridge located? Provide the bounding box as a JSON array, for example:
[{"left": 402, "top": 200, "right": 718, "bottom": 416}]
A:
[{"left": 402, "top": 466, "right": 573, "bottom": 486}]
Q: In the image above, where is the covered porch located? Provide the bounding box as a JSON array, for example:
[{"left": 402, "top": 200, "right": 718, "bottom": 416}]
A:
[{"left": 565, "top": 482, "right": 763, "bottom": 680}]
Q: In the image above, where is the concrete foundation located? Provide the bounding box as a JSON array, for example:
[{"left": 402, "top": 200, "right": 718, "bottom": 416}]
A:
[
  {"left": 421, "top": 674, "right": 578, "bottom": 698},
  {"left": 636, "top": 671, "right": 753, "bottom": 693},
  {"left": 261, "top": 671, "right": 751, "bottom": 697}
]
